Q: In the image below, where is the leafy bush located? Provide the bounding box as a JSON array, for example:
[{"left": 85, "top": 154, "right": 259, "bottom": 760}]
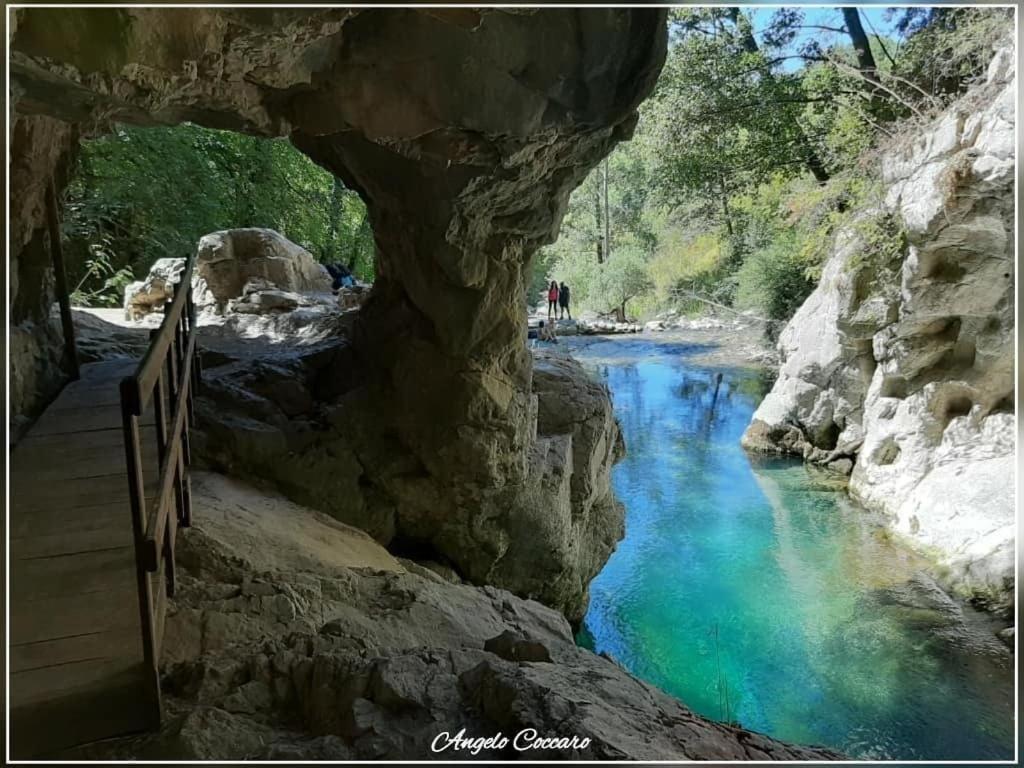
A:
[
  {"left": 648, "top": 230, "right": 726, "bottom": 303},
  {"left": 735, "top": 232, "right": 815, "bottom": 321},
  {"left": 68, "top": 242, "right": 135, "bottom": 307},
  {"left": 892, "top": 7, "right": 1014, "bottom": 100}
]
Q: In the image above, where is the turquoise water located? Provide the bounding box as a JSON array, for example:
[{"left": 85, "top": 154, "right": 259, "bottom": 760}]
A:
[{"left": 571, "top": 336, "right": 1014, "bottom": 761}]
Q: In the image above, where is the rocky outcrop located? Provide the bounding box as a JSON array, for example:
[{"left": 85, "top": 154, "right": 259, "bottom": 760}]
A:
[
  {"left": 197, "top": 229, "right": 332, "bottom": 310},
  {"left": 9, "top": 8, "right": 666, "bottom": 617},
  {"left": 58, "top": 471, "right": 838, "bottom": 761},
  {"left": 194, "top": 339, "right": 625, "bottom": 624},
  {"left": 743, "top": 42, "right": 1015, "bottom": 610}
]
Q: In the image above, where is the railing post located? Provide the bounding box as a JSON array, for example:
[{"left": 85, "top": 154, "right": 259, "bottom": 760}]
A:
[
  {"left": 119, "top": 377, "right": 162, "bottom": 729},
  {"left": 150, "top": 330, "right": 168, "bottom": 465}
]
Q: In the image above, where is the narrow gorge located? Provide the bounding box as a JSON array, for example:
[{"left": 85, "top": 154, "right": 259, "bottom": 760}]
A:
[{"left": 6, "top": 5, "right": 1016, "bottom": 763}]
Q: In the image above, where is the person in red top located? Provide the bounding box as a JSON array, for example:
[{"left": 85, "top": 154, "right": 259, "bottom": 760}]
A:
[{"left": 547, "top": 280, "right": 559, "bottom": 319}]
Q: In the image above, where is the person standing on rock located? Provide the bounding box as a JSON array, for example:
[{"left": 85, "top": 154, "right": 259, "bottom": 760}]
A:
[
  {"left": 547, "top": 280, "right": 560, "bottom": 319},
  {"left": 558, "top": 282, "right": 571, "bottom": 320}
]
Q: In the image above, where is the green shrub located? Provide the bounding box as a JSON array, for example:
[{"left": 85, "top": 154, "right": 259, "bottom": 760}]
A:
[{"left": 735, "top": 232, "right": 816, "bottom": 321}]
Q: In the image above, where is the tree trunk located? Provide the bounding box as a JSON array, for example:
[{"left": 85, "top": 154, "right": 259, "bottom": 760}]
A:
[
  {"left": 718, "top": 177, "right": 734, "bottom": 236},
  {"left": 329, "top": 175, "right": 345, "bottom": 262},
  {"left": 842, "top": 9, "right": 880, "bottom": 84},
  {"left": 842, "top": 8, "right": 883, "bottom": 113},
  {"left": 593, "top": 183, "right": 604, "bottom": 264},
  {"left": 602, "top": 158, "right": 611, "bottom": 261}
]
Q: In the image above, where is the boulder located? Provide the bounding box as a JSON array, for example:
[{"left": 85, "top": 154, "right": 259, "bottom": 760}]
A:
[
  {"left": 123, "top": 257, "right": 186, "bottom": 320},
  {"left": 194, "top": 342, "right": 625, "bottom": 624},
  {"left": 197, "top": 229, "right": 331, "bottom": 309},
  {"left": 335, "top": 284, "right": 368, "bottom": 311},
  {"left": 743, "top": 40, "right": 1016, "bottom": 609}
]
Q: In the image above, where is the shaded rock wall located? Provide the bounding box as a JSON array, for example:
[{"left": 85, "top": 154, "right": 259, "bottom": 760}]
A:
[
  {"left": 9, "top": 114, "right": 79, "bottom": 440},
  {"left": 9, "top": 8, "right": 667, "bottom": 619},
  {"left": 743, "top": 41, "right": 1016, "bottom": 611}
]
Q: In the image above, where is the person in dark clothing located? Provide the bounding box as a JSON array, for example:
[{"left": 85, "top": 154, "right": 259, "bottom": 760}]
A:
[
  {"left": 558, "top": 282, "right": 571, "bottom": 320},
  {"left": 325, "top": 262, "right": 356, "bottom": 291}
]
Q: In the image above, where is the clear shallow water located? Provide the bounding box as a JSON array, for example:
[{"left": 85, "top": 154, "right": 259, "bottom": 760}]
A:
[{"left": 570, "top": 337, "right": 1014, "bottom": 761}]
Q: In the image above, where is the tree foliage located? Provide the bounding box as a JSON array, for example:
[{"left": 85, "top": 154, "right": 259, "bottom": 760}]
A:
[
  {"left": 63, "top": 123, "right": 375, "bottom": 305},
  {"left": 534, "top": 6, "right": 1011, "bottom": 326}
]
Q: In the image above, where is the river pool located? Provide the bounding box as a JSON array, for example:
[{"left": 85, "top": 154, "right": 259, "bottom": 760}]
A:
[{"left": 570, "top": 336, "right": 1014, "bottom": 761}]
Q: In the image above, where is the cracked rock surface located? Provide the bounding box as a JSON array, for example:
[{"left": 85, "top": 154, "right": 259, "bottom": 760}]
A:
[{"left": 58, "top": 472, "right": 840, "bottom": 761}]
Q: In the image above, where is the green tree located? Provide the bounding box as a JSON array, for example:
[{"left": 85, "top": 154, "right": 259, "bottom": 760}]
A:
[{"left": 63, "top": 123, "right": 376, "bottom": 305}]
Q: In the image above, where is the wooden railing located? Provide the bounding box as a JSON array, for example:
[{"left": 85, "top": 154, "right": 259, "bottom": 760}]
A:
[{"left": 119, "top": 253, "right": 200, "bottom": 721}]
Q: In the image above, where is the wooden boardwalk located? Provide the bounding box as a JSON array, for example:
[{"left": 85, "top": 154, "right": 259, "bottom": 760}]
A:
[
  {"left": 10, "top": 251, "right": 199, "bottom": 758},
  {"left": 9, "top": 359, "right": 163, "bottom": 757}
]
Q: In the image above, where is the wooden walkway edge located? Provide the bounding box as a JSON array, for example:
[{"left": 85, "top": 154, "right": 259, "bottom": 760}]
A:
[{"left": 9, "top": 254, "right": 200, "bottom": 758}]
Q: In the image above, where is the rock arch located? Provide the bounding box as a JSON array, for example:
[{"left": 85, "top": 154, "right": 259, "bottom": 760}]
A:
[{"left": 9, "top": 7, "right": 668, "bottom": 620}]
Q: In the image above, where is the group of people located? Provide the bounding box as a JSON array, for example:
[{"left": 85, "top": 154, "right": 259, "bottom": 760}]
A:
[
  {"left": 528, "top": 280, "right": 572, "bottom": 347},
  {"left": 546, "top": 281, "right": 571, "bottom": 320}
]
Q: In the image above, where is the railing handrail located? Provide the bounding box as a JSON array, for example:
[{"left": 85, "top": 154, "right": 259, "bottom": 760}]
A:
[
  {"left": 142, "top": 329, "right": 196, "bottom": 569},
  {"left": 118, "top": 252, "right": 200, "bottom": 726},
  {"left": 124, "top": 254, "right": 196, "bottom": 415}
]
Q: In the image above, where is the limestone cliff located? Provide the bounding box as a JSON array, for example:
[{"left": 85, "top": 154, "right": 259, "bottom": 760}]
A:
[
  {"left": 743, "top": 42, "right": 1016, "bottom": 611},
  {"left": 8, "top": 8, "right": 666, "bottom": 620}
]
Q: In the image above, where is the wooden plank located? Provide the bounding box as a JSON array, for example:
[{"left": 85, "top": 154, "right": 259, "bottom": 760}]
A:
[
  {"left": 11, "top": 628, "right": 143, "bottom": 673},
  {"left": 10, "top": 660, "right": 154, "bottom": 758},
  {"left": 12, "top": 434, "right": 159, "bottom": 484},
  {"left": 146, "top": 437, "right": 181, "bottom": 567},
  {"left": 11, "top": 526, "right": 134, "bottom": 559},
  {"left": 14, "top": 424, "right": 156, "bottom": 458},
  {"left": 12, "top": 656, "right": 143, "bottom": 706},
  {"left": 151, "top": 566, "right": 167, "bottom": 660},
  {"left": 10, "top": 473, "right": 154, "bottom": 513},
  {"left": 74, "top": 359, "right": 139, "bottom": 382},
  {"left": 11, "top": 546, "right": 137, "bottom": 602},
  {"left": 10, "top": 500, "right": 130, "bottom": 539},
  {"left": 48, "top": 384, "right": 130, "bottom": 410},
  {"left": 31, "top": 405, "right": 155, "bottom": 436},
  {"left": 10, "top": 586, "right": 141, "bottom": 644}
]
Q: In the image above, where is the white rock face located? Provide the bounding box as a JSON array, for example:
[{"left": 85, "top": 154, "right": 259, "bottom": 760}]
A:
[{"left": 744, "top": 40, "right": 1016, "bottom": 609}]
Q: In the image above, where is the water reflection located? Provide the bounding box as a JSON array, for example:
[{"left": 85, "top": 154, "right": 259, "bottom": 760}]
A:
[{"left": 571, "top": 338, "right": 1013, "bottom": 760}]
